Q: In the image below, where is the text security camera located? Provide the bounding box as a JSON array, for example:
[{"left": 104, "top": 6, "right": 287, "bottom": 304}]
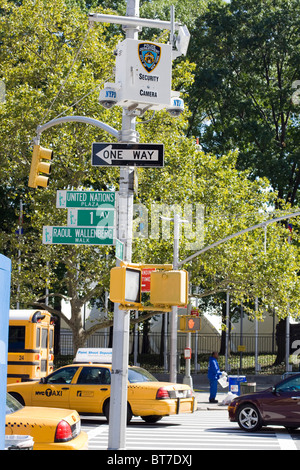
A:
[
  {"left": 166, "top": 96, "right": 184, "bottom": 117},
  {"left": 99, "top": 83, "right": 119, "bottom": 109}
]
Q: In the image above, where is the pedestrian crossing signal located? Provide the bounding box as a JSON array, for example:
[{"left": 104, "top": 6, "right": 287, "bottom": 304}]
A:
[
  {"left": 179, "top": 315, "right": 201, "bottom": 332},
  {"left": 150, "top": 270, "right": 188, "bottom": 307},
  {"left": 109, "top": 263, "right": 187, "bottom": 311},
  {"left": 109, "top": 265, "right": 142, "bottom": 307}
]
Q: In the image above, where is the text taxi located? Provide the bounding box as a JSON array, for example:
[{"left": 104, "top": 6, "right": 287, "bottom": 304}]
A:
[{"left": 7, "top": 348, "right": 196, "bottom": 423}]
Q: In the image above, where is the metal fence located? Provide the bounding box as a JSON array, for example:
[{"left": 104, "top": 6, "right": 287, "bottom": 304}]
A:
[
  {"left": 56, "top": 329, "right": 288, "bottom": 374},
  {"left": 59, "top": 330, "right": 277, "bottom": 356}
]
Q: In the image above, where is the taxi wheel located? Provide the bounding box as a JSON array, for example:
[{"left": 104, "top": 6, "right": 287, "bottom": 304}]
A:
[
  {"left": 103, "top": 400, "right": 133, "bottom": 424},
  {"left": 141, "top": 416, "right": 163, "bottom": 423}
]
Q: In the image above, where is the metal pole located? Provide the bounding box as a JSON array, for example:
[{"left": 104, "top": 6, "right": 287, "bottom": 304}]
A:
[
  {"left": 164, "top": 312, "right": 168, "bottom": 372},
  {"left": 194, "top": 298, "right": 199, "bottom": 373},
  {"left": 89, "top": 12, "right": 182, "bottom": 31},
  {"left": 35, "top": 115, "right": 119, "bottom": 142},
  {"left": 255, "top": 297, "right": 259, "bottom": 373},
  {"left": 170, "top": 212, "right": 180, "bottom": 383},
  {"left": 286, "top": 222, "right": 292, "bottom": 372},
  {"left": 225, "top": 290, "right": 230, "bottom": 373},
  {"left": 179, "top": 211, "right": 300, "bottom": 267},
  {"left": 239, "top": 304, "right": 244, "bottom": 373},
  {"left": 183, "top": 303, "right": 193, "bottom": 387},
  {"left": 286, "top": 311, "right": 290, "bottom": 372},
  {"left": 134, "top": 311, "right": 138, "bottom": 365},
  {"left": 108, "top": 0, "right": 139, "bottom": 451},
  {"left": 17, "top": 199, "right": 23, "bottom": 310}
]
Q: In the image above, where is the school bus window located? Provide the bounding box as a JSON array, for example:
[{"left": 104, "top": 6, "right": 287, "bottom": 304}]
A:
[
  {"left": 8, "top": 326, "right": 25, "bottom": 351},
  {"left": 41, "top": 329, "right": 48, "bottom": 348},
  {"left": 49, "top": 329, "right": 54, "bottom": 349},
  {"left": 36, "top": 327, "right": 40, "bottom": 348}
]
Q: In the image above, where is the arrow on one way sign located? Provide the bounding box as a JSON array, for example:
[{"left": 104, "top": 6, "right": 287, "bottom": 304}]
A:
[{"left": 92, "top": 143, "right": 164, "bottom": 167}]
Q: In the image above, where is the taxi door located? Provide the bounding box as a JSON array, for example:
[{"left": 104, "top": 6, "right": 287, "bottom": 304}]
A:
[
  {"left": 69, "top": 366, "right": 111, "bottom": 414},
  {"left": 31, "top": 365, "right": 79, "bottom": 409}
]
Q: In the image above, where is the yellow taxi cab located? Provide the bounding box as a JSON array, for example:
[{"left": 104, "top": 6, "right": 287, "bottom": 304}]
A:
[
  {"left": 5, "top": 392, "right": 88, "bottom": 450},
  {"left": 7, "top": 348, "right": 196, "bottom": 423}
]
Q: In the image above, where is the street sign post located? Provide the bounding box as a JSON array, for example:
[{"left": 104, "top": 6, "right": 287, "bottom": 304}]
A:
[
  {"left": 0, "top": 254, "right": 11, "bottom": 450},
  {"left": 92, "top": 143, "right": 164, "bottom": 167},
  {"left": 56, "top": 190, "right": 115, "bottom": 209},
  {"left": 43, "top": 226, "right": 114, "bottom": 245},
  {"left": 67, "top": 208, "right": 115, "bottom": 227}
]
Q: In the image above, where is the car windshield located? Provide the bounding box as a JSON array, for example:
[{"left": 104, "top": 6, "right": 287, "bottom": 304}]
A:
[
  {"left": 128, "top": 367, "right": 158, "bottom": 383},
  {"left": 277, "top": 375, "right": 300, "bottom": 392},
  {"left": 6, "top": 393, "right": 23, "bottom": 415}
]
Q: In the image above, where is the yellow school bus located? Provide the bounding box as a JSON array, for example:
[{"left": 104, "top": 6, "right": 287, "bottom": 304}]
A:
[{"left": 7, "top": 310, "right": 55, "bottom": 384}]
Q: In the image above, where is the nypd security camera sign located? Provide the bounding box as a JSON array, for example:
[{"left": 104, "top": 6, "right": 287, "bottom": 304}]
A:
[{"left": 115, "top": 39, "right": 172, "bottom": 110}]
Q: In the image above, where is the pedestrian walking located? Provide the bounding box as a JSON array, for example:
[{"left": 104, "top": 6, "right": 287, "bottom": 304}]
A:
[{"left": 207, "top": 351, "right": 222, "bottom": 403}]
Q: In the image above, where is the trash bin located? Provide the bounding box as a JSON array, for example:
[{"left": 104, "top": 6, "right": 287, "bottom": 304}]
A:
[
  {"left": 240, "top": 382, "right": 256, "bottom": 395},
  {"left": 228, "top": 375, "right": 246, "bottom": 396},
  {"left": 5, "top": 435, "right": 34, "bottom": 450}
]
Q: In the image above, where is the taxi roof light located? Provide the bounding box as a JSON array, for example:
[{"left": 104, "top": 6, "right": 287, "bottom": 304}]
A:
[{"left": 74, "top": 348, "right": 113, "bottom": 364}]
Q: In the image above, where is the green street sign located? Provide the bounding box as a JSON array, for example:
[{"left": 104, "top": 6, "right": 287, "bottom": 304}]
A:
[
  {"left": 56, "top": 190, "right": 115, "bottom": 209},
  {"left": 43, "top": 226, "right": 114, "bottom": 245},
  {"left": 67, "top": 208, "right": 115, "bottom": 227},
  {"left": 115, "top": 239, "right": 124, "bottom": 261}
]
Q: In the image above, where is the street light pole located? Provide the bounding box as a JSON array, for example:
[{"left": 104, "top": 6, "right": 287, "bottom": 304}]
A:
[
  {"left": 170, "top": 212, "right": 180, "bottom": 383},
  {"left": 108, "top": 0, "right": 139, "bottom": 450},
  {"left": 162, "top": 212, "right": 188, "bottom": 383}
]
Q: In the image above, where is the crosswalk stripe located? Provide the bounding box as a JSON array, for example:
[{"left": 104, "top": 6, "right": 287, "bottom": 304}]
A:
[
  {"left": 83, "top": 410, "right": 293, "bottom": 450},
  {"left": 276, "top": 432, "right": 298, "bottom": 450}
]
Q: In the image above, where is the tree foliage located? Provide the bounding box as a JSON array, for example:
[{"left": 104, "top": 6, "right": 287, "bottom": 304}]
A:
[
  {"left": 186, "top": 0, "right": 300, "bottom": 205},
  {"left": 0, "top": 0, "right": 300, "bottom": 352}
]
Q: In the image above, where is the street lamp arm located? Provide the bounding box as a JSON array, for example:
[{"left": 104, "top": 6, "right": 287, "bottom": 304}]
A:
[
  {"left": 35, "top": 115, "right": 119, "bottom": 143},
  {"left": 178, "top": 211, "right": 300, "bottom": 267}
]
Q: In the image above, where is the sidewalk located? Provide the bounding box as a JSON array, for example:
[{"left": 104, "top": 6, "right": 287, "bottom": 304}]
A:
[
  {"left": 155, "top": 372, "right": 283, "bottom": 410},
  {"left": 192, "top": 375, "right": 281, "bottom": 410},
  {"left": 195, "top": 391, "right": 229, "bottom": 410}
]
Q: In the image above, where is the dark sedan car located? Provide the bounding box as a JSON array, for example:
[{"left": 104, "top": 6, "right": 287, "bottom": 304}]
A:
[{"left": 228, "top": 373, "right": 300, "bottom": 432}]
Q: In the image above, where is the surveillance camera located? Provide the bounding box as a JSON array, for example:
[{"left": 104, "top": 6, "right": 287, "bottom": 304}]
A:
[
  {"left": 99, "top": 84, "right": 119, "bottom": 109},
  {"left": 166, "top": 96, "right": 184, "bottom": 117}
]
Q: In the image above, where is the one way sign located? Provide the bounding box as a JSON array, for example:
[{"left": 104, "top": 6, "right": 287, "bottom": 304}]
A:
[{"left": 91, "top": 142, "right": 164, "bottom": 167}]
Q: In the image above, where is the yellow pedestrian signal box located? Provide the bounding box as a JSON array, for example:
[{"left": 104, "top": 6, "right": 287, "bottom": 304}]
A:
[
  {"left": 150, "top": 270, "right": 188, "bottom": 307},
  {"left": 109, "top": 263, "right": 188, "bottom": 311},
  {"left": 28, "top": 144, "right": 53, "bottom": 188},
  {"left": 110, "top": 265, "right": 142, "bottom": 307},
  {"left": 179, "top": 315, "right": 201, "bottom": 332}
]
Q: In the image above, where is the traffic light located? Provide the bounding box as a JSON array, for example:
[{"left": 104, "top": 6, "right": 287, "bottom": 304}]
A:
[
  {"left": 110, "top": 265, "right": 142, "bottom": 307},
  {"left": 150, "top": 270, "right": 188, "bottom": 307},
  {"left": 179, "top": 315, "right": 201, "bottom": 332},
  {"left": 28, "top": 144, "right": 53, "bottom": 188}
]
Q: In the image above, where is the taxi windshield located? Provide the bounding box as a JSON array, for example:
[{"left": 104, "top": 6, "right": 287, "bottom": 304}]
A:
[
  {"left": 128, "top": 367, "right": 158, "bottom": 383},
  {"left": 6, "top": 393, "right": 23, "bottom": 415}
]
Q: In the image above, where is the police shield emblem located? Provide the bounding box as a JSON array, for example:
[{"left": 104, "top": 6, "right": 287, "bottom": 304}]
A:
[{"left": 138, "top": 43, "right": 161, "bottom": 73}]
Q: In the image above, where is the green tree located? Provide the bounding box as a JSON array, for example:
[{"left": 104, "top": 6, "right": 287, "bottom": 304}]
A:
[
  {"left": 1, "top": 0, "right": 299, "bottom": 354},
  {"left": 186, "top": 0, "right": 300, "bottom": 205},
  {"left": 0, "top": 0, "right": 122, "bottom": 351}
]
